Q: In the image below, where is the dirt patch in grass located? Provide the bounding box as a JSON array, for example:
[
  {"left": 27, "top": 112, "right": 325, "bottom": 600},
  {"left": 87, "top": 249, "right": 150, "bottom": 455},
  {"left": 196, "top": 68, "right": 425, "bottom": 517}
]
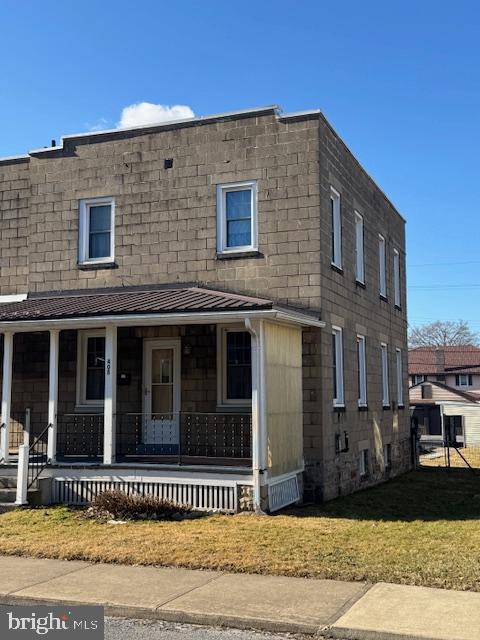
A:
[{"left": 1, "top": 470, "right": 480, "bottom": 591}]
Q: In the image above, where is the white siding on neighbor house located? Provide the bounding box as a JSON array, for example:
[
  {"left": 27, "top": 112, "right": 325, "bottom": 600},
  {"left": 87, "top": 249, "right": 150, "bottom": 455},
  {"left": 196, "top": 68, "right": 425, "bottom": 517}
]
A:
[
  {"left": 409, "top": 384, "right": 465, "bottom": 403},
  {"left": 442, "top": 403, "right": 480, "bottom": 447}
]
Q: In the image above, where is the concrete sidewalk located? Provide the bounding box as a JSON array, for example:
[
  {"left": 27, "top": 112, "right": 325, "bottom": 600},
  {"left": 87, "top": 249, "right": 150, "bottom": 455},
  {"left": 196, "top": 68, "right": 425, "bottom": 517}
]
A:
[{"left": 0, "top": 555, "right": 479, "bottom": 639}]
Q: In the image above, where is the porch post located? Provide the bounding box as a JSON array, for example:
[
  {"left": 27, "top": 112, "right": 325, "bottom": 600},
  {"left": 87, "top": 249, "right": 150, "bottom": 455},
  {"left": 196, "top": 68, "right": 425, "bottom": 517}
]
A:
[
  {"left": 245, "top": 319, "right": 266, "bottom": 513},
  {"left": 0, "top": 331, "right": 14, "bottom": 463},
  {"left": 47, "top": 329, "right": 60, "bottom": 462},
  {"left": 103, "top": 324, "right": 117, "bottom": 465}
]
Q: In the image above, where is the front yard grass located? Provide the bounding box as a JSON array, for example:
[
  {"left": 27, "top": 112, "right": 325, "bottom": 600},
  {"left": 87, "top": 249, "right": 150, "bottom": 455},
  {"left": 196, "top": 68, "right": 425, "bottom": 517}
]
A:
[{"left": 1, "top": 469, "right": 480, "bottom": 591}]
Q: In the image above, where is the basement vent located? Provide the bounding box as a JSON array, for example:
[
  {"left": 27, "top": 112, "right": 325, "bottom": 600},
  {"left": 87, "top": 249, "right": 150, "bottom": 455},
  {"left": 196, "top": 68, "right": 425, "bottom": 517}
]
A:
[
  {"left": 268, "top": 475, "right": 300, "bottom": 512},
  {"left": 52, "top": 478, "right": 239, "bottom": 513}
]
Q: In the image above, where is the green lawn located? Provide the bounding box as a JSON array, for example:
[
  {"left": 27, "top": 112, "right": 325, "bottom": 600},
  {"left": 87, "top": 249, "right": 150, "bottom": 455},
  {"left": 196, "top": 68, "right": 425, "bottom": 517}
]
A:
[{"left": 1, "top": 469, "right": 480, "bottom": 591}]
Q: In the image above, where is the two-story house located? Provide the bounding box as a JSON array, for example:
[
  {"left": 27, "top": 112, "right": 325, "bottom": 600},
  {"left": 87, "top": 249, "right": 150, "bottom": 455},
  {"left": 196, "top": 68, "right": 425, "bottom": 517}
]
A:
[
  {"left": 0, "top": 105, "right": 410, "bottom": 512},
  {"left": 409, "top": 346, "right": 480, "bottom": 448}
]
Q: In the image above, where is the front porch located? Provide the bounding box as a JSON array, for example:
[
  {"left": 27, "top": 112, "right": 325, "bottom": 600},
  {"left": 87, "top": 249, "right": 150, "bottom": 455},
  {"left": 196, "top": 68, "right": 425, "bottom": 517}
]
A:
[{"left": 0, "top": 285, "right": 324, "bottom": 511}]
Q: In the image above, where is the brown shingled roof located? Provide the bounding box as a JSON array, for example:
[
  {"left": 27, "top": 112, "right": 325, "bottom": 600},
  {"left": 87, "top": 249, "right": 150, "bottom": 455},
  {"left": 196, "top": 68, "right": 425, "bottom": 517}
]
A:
[
  {"left": 409, "top": 346, "right": 480, "bottom": 375},
  {"left": 0, "top": 286, "right": 273, "bottom": 322}
]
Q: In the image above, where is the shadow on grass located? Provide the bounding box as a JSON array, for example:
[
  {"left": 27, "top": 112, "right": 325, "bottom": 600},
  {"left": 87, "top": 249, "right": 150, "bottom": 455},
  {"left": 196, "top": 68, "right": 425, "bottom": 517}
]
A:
[{"left": 282, "top": 469, "right": 480, "bottom": 522}]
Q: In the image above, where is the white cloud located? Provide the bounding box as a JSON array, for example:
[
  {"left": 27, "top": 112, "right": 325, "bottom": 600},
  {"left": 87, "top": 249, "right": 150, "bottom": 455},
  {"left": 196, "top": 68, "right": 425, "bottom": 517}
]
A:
[
  {"left": 86, "top": 117, "right": 110, "bottom": 132},
  {"left": 117, "top": 102, "right": 195, "bottom": 128}
]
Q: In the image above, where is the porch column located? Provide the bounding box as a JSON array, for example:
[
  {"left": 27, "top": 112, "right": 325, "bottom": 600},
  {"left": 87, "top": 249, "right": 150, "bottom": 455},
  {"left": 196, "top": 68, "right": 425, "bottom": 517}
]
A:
[
  {"left": 245, "top": 319, "right": 267, "bottom": 513},
  {"left": 0, "top": 331, "right": 14, "bottom": 463},
  {"left": 47, "top": 329, "right": 60, "bottom": 462},
  {"left": 103, "top": 325, "right": 117, "bottom": 465}
]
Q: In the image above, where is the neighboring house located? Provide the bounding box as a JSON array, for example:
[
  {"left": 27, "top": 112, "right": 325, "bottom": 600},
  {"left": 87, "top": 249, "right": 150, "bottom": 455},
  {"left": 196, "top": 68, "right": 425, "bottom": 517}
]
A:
[
  {"left": 410, "top": 381, "right": 480, "bottom": 448},
  {"left": 0, "top": 105, "right": 409, "bottom": 513},
  {"left": 409, "top": 346, "right": 480, "bottom": 397}
]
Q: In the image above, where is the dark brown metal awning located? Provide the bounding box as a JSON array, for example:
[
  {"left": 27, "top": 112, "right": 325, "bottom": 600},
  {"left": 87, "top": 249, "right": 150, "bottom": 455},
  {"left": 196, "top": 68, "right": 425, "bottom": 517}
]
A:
[{"left": 0, "top": 286, "right": 273, "bottom": 322}]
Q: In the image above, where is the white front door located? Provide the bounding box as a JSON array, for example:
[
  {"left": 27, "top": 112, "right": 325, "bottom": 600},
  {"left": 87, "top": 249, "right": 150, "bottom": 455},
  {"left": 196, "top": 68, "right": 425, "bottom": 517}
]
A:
[{"left": 143, "top": 339, "right": 181, "bottom": 452}]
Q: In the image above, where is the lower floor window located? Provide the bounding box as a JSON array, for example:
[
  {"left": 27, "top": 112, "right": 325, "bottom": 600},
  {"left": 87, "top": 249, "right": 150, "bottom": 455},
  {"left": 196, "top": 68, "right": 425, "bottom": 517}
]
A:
[
  {"left": 77, "top": 330, "right": 105, "bottom": 405},
  {"left": 218, "top": 327, "right": 252, "bottom": 405},
  {"left": 359, "top": 448, "right": 369, "bottom": 478},
  {"left": 384, "top": 443, "right": 392, "bottom": 470}
]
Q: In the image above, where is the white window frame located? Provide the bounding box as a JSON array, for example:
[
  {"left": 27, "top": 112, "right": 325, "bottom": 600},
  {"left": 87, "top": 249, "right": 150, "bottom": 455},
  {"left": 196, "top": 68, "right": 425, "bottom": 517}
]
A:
[
  {"left": 381, "top": 342, "right": 390, "bottom": 407},
  {"left": 412, "top": 374, "right": 426, "bottom": 385},
  {"left": 216, "top": 181, "right": 258, "bottom": 255},
  {"left": 378, "top": 234, "right": 387, "bottom": 297},
  {"left": 357, "top": 334, "right": 367, "bottom": 407},
  {"left": 396, "top": 348, "right": 404, "bottom": 407},
  {"left": 359, "top": 448, "right": 369, "bottom": 478},
  {"left": 79, "top": 197, "right": 115, "bottom": 265},
  {"left": 354, "top": 211, "right": 365, "bottom": 284},
  {"left": 393, "top": 248, "right": 401, "bottom": 307},
  {"left": 456, "top": 374, "right": 472, "bottom": 387},
  {"left": 216, "top": 325, "right": 252, "bottom": 407},
  {"left": 332, "top": 326, "right": 345, "bottom": 407},
  {"left": 76, "top": 329, "right": 106, "bottom": 408},
  {"left": 330, "top": 187, "right": 342, "bottom": 269}
]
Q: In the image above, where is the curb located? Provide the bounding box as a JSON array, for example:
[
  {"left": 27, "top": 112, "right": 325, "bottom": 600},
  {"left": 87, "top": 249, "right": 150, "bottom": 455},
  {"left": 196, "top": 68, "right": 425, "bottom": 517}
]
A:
[{"left": 0, "top": 594, "right": 322, "bottom": 635}]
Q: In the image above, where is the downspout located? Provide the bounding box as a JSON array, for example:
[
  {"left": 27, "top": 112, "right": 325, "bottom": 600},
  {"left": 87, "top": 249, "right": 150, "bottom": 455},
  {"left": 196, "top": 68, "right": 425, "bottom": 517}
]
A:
[{"left": 245, "top": 318, "right": 266, "bottom": 514}]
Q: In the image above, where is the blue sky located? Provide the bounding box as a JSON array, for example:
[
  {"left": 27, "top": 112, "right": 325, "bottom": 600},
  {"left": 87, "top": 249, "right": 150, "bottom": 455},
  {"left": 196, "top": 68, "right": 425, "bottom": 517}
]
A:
[{"left": 1, "top": 0, "right": 479, "bottom": 332}]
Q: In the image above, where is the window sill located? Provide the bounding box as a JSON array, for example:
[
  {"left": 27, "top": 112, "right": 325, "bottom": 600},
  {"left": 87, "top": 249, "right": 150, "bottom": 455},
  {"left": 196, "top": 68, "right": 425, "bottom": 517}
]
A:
[
  {"left": 358, "top": 404, "right": 369, "bottom": 412},
  {"left": 78, "top": 261, "right": 118, "bottom": 271},
  {"left": 331, "top": 263, "right": 344, "bottom": 275},
  {"left": 333, "top": 404, "right": 346, "bottom": 413},
  {"left": 382, "top": 404, "right": 391, "bottom": 410},
  {"left": 356, "top": 280, "right": 366, "bottom": 289},
  {"left": 74, "top": 405, "right": 104, "bottom": 414},
  {"left": 216, "top": 250, "right": 263, "bottom": 261},
  {"left": 216, "top": 404, "right": 252, "bottom": 413},
  {"left": 379, "top": 294, "right": 388, "bottom": 302},
  {"left": 395, "top": 304, "right": 402, "bottom": 311},
  {"left": 398, "top": 404, "right": 405, "bottom": 410}
]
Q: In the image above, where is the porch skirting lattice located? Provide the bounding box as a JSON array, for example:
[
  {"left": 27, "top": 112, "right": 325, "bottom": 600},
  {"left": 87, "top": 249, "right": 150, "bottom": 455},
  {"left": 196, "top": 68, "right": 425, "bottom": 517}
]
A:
[{"left": 52, "top": 477, "right": 249, "bottom": 513}]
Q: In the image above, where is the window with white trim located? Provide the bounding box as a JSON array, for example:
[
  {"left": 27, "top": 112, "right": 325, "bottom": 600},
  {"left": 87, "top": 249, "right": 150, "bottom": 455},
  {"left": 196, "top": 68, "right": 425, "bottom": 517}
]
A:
[
  {"left": 359, "top": 448, "right": 369, "bottom": 478},
  {"left": 216, "top": 181, "right": 258, "bottom": 254},
  {"left": 381, "top": 342, "right": 390, "bottom": 406},
  {"left": 396, "top": 348, "right": 404, "bottom": 406},
  {"left": 332, "top": 327, "right": 344, "bottom": 406},
  {"left": 76, "top": 330, "right": 106, "bottom": 406},
  {"left": 357, "top": 335, "right": 367, "bottom": 407},
  {"left": 355, "top": 211, "right": 365, "bottom": 283},
  {"left": 79, "top": 197, "right": 115, "bottom": 264},
  {"left": 456, "top": 374, "right": 473, "bottom": 387},
  {"left": 393, "top": 248, "right": 401, "bottom": 307},
  {"left": 412, "top": 374, "right": 426, "bottom": 385},
  {"left": 330, "top": 187, "right": 342, "bottom": 268},
  {"left": 378, "top": 234, "right": 387, "bottom": 297},
  {"left": 217, "top": 327, "right": 252, "bottom": 405}
]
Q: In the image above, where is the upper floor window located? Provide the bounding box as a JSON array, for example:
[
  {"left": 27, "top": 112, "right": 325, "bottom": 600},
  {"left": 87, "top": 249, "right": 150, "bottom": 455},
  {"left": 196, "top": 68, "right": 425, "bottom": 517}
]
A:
[
  {"left": 393, "top": 248, "right": 401, "bottom": 307},
  {"left": 217, "top": 327, "right": 252, "bottom": 405},
  {"left": 381, "top": 342, "right": 390, "bottom": 407},
  {"left": 354, "top": 211, "right": 365, "bottom": 283},
  {"left": 216, "top": 181, "right": 258, "bottom": 254},
  {"left": 76, "top": 329, "right": 105, "bottom": 406},
  {"left": 330, "top": 187, "right": 342, "bottom": 269},
  {"left": 378, "top": 234, "right": 387, "bottom": 297},
  {"left": 332, "top": 326, "right": 344, "bottom": 406},
  {"left": 412, "top": 374, "right": 426, "bottom": 385},
  {"left": 456, "top": 374, "right": 473, "bottom": 387},
  {"left": 79, "top": 197, "right": 115, "bottom": 265}
]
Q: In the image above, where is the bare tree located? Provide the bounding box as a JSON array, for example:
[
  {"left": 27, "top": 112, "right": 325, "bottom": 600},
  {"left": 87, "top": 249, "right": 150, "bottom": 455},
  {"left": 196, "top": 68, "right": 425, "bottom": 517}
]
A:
[{"left": 409, "top": 320, "right": 479, "bottom": 348}]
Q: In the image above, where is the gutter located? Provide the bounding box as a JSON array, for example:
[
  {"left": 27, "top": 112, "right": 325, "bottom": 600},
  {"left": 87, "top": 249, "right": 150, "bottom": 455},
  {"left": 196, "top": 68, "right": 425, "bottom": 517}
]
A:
[{"left": 0, "top": 309, "right": 325, "bottom": 333}]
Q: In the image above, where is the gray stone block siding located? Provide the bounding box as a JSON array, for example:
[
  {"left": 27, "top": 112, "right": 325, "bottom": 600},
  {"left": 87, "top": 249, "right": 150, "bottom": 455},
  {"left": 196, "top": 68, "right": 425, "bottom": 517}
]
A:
[{"left": 0, "top": 106, "right": 410, "bottom": 499}]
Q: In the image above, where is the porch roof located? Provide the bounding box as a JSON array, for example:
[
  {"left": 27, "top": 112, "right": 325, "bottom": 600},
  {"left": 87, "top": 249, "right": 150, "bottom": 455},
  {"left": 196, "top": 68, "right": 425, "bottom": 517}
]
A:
[{"left": 0, "top": 284, "right": 324, "bottom": 330}]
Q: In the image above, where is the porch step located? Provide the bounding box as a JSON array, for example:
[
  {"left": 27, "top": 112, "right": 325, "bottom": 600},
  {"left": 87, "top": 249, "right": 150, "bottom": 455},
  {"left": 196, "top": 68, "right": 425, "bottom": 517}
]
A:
[
  {"left": 0, "top": 476, "right": 17, "bottom": 489},
  {"left": 0, "top": 489, "right": 17, "bottom": 503}
]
